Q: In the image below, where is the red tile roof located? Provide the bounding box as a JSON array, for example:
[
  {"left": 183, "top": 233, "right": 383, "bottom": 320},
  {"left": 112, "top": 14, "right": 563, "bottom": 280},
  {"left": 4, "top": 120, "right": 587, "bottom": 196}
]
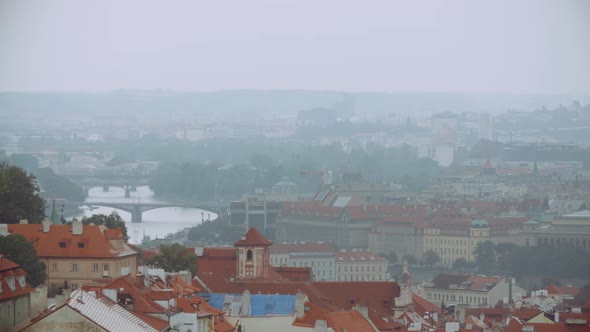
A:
[
  {"left": 102, "top": 275, "right": 169, "bottom": 314},
  {"left": 312, "top": 282, "right": 400, "bottom": 317},
  {"left": 506, "top": 318, "right": 568, "bottom": 332},
  {"left": 130, "top": 311, "right": 169, "bottom": 331},
  {"left": 196, "top": 248, "right": 238, "bottom": 283},
  {"left": 7, "top": 224, "right": 137, "bottom": 258},
  {"left": 335, "top": 250, "right": 386, "bottom": 262},
  {"left": 0, "top": 255, "right": 20, "bottom": 270},
  {"left": 512, "top": 308, "right": 542, "bottom": 321},
  {"left": 234, "top": 227, "right": 272, "bottom": 247},
  {"left": 570, "top": 285, "right": 590, "bottom": 309},
  {"left": 465, "top": 308, "right": 508, "bottom": 322},
  {"left": 430, "top": 273, "right": 502, "bottom": 291},
  {"left": 368, "top": 307, "right": 405, "bottom": 331},
  {"left": 412, "top": 293, "right": 441, "bottom": 316},
  {"left": 146, "top": 290, "right": 176, "bottom": 300},
  {"left": 0, "top": 256, "right": 34, "bottom": 301},
  {"left": 292, "top": 301, "right": 330, "bottom": 328},
  {"left": 167, "top": 273, "right": 203, "bottom": 295},
  {"left": 274, "top": 266, "right": 312, "bottom": 282},
  {"left": 546, "top": 284, "right": 581, "bottom": 297},
  {"left": 214, "top": 316, "right": 235, "bottom": 332},
  {"left": 104, "top": 228, "right": 124, "bottom": 239},
  {"left": 325, "top": 310, "right": 377, "bottom": 332}
]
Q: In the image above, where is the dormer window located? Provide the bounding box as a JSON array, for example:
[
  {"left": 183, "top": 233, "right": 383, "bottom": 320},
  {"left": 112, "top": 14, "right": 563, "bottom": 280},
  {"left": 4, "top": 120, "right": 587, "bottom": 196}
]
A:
[
  {"left": 59, "top": 242, "right": 67, "bottom": 248},
  {"left": 6, "top": 277, "right": 15, "bottom": 291},
  {"left": 17, "top": 275, "right": 26, "bottom": 288},
  {"left": 77, "top": 242, "right": 86, "bottom": 248},
  {"left": 246, "top": 249, "right": 253, "bottom": 261}
]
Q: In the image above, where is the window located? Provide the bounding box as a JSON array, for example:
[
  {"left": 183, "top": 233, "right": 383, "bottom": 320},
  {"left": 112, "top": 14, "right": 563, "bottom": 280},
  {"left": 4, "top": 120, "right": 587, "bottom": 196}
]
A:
[
  {"left": 51, "top": 263, "right": 58, "bottom": 272},
  {"left": 59, "top": 242, "right": 67, "bottom": 248},
  {"left": 103, "top": 264, "right": 109, "bottom": 272},
  {"left": 77, "top": 242, "right": 86, "bottom": 248},
  {"left": 246, "top": 249, "right": 253, "bottom": 261},
  {"left": 71, "top": 263, "right": 78, "bottom": 272},
  {"left": 92, "top": 263, "right": 99, "bottom": 272}
]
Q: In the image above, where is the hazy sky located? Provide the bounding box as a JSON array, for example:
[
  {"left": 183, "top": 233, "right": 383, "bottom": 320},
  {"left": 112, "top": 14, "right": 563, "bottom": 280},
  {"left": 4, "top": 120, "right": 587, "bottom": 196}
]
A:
[{"left": 1, "top": 0, "right": 589, "bottom": 93}]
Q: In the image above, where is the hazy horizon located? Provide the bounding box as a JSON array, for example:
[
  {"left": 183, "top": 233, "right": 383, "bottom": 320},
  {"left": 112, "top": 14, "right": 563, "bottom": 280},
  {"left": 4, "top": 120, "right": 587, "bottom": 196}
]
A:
[{"left": 1, "top": 0, "right": 589, "bottom": 94}]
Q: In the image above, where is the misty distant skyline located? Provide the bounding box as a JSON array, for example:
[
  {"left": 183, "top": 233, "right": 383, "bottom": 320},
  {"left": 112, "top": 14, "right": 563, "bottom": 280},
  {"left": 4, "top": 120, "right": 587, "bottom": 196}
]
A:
[{"left": 1, "top": 0, "right": 589, "bottom": 94}]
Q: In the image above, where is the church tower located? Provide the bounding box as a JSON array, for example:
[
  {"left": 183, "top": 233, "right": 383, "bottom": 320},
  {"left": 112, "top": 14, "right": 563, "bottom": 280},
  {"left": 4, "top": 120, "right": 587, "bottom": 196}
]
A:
[
  {"left": 393, "top": 258, "right": 414, "bottom": 317},
  {"left": 234, "top": 227, "right": 272, "bottom": 279}
]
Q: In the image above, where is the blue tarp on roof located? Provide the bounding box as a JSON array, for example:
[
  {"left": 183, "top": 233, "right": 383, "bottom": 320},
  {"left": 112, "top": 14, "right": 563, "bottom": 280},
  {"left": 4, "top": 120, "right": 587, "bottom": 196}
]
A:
[
  {"left": 204, "top": 293, "right": 227, "bottom": 311},
  {"left": 250, "top": 294, "right": 295, "bottom": 316},
  {"left": 200, "top": 293, "right": 296, "bottom": 316}
]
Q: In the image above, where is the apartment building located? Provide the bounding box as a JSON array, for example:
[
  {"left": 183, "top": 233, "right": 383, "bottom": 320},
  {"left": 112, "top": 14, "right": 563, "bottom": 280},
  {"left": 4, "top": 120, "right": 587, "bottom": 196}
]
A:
[
  {"left": 424, "top": 273, "right": 526, "bottom": 308},
  {"left": 423, "top": 217, "right": 528, "bottom": 265},
  {"left": 270, "top": 242, "right": 336, "bottom": 281},
  {"left": 335, "top": 249, "right": 388, "bottom": 282}
]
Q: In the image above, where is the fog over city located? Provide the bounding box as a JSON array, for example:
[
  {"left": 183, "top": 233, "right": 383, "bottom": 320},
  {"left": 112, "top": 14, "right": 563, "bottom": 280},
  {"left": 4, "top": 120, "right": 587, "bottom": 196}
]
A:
[
  {"left": 1, "top": 1, "right": 590, "bottom": 332},
  {"left": 1, "top": 0, "right": 590, "bottom": 93}
]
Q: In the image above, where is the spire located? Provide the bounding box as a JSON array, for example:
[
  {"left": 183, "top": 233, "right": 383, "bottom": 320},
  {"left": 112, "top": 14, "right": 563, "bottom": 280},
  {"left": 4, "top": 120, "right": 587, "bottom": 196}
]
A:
[
  {"left": 402, "top": 258, "right": 408, "bottom": 275},
  {"left": 50, "top": 197, "right": 62, "bottom": 225}
]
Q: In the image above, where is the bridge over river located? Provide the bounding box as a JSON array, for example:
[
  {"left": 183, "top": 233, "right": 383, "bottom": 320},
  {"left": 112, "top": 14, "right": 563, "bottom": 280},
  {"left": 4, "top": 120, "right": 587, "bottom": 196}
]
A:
[{"left": 67, "top": 200, "right": 229, "bottom": 223}]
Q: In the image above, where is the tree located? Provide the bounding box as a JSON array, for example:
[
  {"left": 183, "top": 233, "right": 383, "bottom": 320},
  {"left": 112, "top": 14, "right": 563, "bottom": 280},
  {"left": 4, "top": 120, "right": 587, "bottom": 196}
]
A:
[
  {"left": 452, "top": 257, "right": 476, "bottom": 270},
  {"left": 378, "top": 252, "right": 398, "bottom": 264},
  {"left": 403, "top": 254, "right": 418, "bottom": 265},
  {"left": 421, "top": 249, "right": 441, "bottom": 266},
  {"left": 144, "top": 243, "right": 198, "bottom": 275},
  {"left": 0, "top": 234, "right": 47, "bottom": 287},
  {"left": 475, "top": 241, "right": 497, "bottom": 272},
  {"left": 186, "top": 214, "right": 243, "bottom": 245},
  {"left": 79, "top": 212, "right": 128, "bottom": 241},
  {"left": 35, "top": 167, "right": 84, "bottom": 201},
  {"left": 0, "top": 163, "right": 46, "bottom": 224}
]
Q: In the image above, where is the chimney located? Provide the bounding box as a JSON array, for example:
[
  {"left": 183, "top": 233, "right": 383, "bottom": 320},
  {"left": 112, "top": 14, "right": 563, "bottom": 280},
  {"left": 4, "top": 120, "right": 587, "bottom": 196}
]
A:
[
  {"left": 19, "top": 219, "right": 28, "bottom": 224},
  {"left": 508, "top": 277, "right": 513, "bottom": 305},
  {"left": 457, "top": 304, "right": 466, "bottom": 324},
  {"left": 0, "top": 224, "right": 8, "bottom": 236},
  {"left": 555, "top": 311, "right": 559, "bottom": 323},
  {"left": 313, "top": 320, "right": 327, "bottom": 332},
  {"left": 195, "top": 247, "right": 204, "bottom": 257},
  {"left": 241, "top": 290, "right": 251, "bottom": 317},
  {"left": 295, "top": 290, "right": 305, "bottom": 318},
  {"left": 103, "top": 288, "right": 117, "bottom": 302},
  {"left": 42, "top": 219, "right": 51, "bottom": 233},
  {"left": 354, "top": 304, "right": 369, "bottom": 319},
  {"left": 480, "top": 312, "right": 485, "bottom": 322},
  {"left": 72, "top": 219, "right": 83, "bottom": 235}
]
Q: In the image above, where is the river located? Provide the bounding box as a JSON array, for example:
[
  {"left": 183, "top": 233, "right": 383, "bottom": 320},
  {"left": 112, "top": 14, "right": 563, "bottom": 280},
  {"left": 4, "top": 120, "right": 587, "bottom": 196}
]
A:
[{"left": 70, "top": 186, "right": 216, "bottom": 245}]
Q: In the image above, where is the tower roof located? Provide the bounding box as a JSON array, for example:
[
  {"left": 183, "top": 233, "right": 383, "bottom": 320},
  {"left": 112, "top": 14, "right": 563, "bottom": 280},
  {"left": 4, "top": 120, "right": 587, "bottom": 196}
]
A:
[
  {"left": 50, "top": 198, "right": 62, "bottom": 225},
  {"left": 234, "top": 227, "right": 272, "bottom": 247}
]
